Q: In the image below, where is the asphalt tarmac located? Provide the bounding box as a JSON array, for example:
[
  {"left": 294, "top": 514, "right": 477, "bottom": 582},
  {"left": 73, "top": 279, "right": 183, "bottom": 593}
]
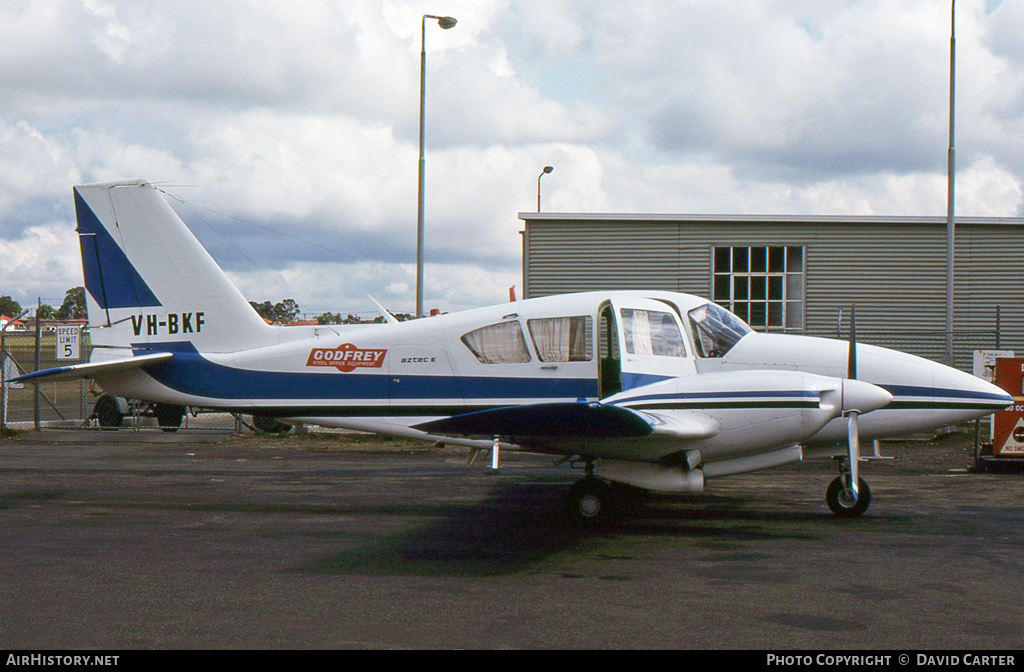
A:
[{"left": 0, "top": 428, "right": 1021, "bottom": 650}]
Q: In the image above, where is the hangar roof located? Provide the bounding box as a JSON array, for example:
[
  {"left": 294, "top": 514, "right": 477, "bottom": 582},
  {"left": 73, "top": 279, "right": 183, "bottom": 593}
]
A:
[{"left": 518, "top": 212, "right": 1024, "bottom": 226}]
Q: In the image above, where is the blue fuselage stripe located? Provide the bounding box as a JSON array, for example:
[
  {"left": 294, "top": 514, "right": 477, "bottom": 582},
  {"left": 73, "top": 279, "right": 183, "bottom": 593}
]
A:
[
  {"left": 879, "top": 384, "right": 1012, "bottom": 409},
  {"left": 129, "top": 348, "right": 1012, "bottom": 412},
  {"left": 143, "top": 352, "right": 598, "bottom": 402}
]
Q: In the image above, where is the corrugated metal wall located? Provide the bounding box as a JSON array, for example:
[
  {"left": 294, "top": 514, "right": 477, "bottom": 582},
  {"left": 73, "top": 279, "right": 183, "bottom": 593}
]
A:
[{"left": 522, "top": 215, "right": 1024, "bottom": 369}]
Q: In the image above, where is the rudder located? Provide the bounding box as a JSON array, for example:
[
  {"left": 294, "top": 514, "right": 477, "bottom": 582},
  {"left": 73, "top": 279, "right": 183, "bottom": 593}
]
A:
[{"left": 75, "top": 179, "right": 272, "bottom": 354}]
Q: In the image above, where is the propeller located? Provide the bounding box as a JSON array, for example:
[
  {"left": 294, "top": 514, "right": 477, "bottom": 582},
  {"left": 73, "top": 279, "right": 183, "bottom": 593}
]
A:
[{"left": 847, "top": 303, "right": 857, "bottom": 380}]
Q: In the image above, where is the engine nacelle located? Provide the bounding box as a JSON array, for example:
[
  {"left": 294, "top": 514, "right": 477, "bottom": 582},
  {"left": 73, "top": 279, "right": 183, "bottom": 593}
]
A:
[{"left": 596, "top": 460, "right": 705, "bottom": 493}]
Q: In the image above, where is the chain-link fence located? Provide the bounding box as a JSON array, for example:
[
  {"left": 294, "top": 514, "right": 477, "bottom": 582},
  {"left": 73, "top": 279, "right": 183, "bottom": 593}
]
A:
[{"left": 1, "top": 326, "right": 236, "bottom": 431}]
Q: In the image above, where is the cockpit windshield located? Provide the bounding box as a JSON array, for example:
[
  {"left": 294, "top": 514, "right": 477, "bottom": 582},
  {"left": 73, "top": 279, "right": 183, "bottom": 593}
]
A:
[{"left": 687, "top": 302, "right": 752, "bottom": 358}]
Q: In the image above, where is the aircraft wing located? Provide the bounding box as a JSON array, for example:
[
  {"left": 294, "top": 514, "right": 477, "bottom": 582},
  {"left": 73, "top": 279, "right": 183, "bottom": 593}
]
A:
[
  {"left": 412, "top": 402, "right": 720, "bottom": 442},
  {"left": 10, "top": 352, "right": 173, "bottom": 384}
]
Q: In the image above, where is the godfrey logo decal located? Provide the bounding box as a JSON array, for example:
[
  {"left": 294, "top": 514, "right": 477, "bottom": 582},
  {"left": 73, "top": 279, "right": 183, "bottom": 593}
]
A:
[{"left": 306, "top": 344, "right": 387, "bottom": 373}]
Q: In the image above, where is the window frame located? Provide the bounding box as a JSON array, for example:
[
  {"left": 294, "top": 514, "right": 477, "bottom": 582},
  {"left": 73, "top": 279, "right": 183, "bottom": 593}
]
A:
[
  {"left": 619, "top": 308, "right": 687, "bottom": 358},
  {"left": 710, "top": 245, "right": 805, "bottom": 333}
]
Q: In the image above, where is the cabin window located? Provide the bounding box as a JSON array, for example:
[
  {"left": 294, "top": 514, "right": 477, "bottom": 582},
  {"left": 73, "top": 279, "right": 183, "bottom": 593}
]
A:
[
  {"left": 527, "top": 316, "right": 593, "bottom": 362},
  {"left": 712, "top": 245, "right": 804, "bottom": 332},
  {"left": 688, "top": 302, "right": 751, "bottom": 358},
  {"left": 461, "top": 321, "right": 532, "bottom": 364},
  {"left": 620, "top": 309, "right": 686, "bottom": 357}
]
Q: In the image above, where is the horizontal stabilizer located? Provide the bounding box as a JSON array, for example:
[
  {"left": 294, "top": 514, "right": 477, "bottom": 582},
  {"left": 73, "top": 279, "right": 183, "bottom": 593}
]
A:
[
  {"left": 10, "top": 352, "right": 173, "bottom": 384},
  {"left": 413, "top": 402, "right": 655, "bottom": 439}
]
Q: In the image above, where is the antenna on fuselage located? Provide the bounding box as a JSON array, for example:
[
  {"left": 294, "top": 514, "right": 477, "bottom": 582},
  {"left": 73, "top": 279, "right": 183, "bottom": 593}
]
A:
[{"left": 368, "top": 296, "right": 401, "bottom": 325}]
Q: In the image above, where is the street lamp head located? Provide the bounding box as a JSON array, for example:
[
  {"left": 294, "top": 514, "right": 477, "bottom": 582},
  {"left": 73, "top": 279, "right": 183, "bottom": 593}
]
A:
[
  {"left": 537, "top": 166, "right": 554, "bottom": 212},
  {"left": 437, "top": 16, "right": 457, "bottom": 29}
]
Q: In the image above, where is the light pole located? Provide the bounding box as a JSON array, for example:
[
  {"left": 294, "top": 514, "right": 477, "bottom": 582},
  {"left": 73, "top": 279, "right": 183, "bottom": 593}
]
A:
[
  {"left": 537, "top": 166, "right": 553, "bottom": 212},
  {"left": 945, "top": 0, "right": 956, "bottom": 365},
  {"left": 416, "top": 14, "right": 457, "bottom": 319}
]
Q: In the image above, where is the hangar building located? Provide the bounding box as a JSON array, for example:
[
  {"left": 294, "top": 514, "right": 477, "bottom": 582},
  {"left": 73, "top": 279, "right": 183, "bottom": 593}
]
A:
[{"left": 518, "top": 212, "right": 1024, "bottom": 370}]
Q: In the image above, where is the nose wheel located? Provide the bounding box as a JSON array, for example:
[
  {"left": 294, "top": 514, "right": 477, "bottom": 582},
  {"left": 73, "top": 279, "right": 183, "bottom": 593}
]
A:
[{"left": 826, "top": 471, "right": 871, "bottom": 517}]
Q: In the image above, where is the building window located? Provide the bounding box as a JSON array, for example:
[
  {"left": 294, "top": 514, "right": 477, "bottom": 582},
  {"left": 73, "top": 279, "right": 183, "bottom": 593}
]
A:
[{"left": 712, "top": 246, "right": 804, "bottom": 332}]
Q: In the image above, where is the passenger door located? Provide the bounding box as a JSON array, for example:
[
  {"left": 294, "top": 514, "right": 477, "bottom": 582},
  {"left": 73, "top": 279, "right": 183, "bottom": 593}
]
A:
[{"left": 609, "top": 297, "right": 697, "bottom": 391}]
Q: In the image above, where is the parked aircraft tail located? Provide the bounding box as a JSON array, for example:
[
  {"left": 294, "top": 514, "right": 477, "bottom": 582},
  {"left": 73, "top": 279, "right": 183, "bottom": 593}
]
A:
[{"left": 74, "top": 179, "right": 273, "bottom": 353}]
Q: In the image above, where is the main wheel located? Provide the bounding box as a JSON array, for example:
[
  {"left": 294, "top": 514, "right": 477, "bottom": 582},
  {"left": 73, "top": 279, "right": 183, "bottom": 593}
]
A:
[
  {"left": 251, "top": 415, "right": 291, "bottom": 434},
  {"left": 565, "top": 478, "right": 616, "bottom": 527},
  {"left": 93, "top": 395, "right": 123, "bottom": 429},
  {"left": 154, "top": 404, "right": 185, "bottom": 432},
  {"left": 826, "top": 476, "right": 871, "bottom": 517}
]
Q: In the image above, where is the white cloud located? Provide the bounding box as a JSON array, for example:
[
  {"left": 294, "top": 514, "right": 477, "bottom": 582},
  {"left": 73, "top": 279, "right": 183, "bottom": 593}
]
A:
[
  {"left": 0, "top": 223, "right": 82, "bottom": 302},
  {"left": 956, "top": 155, "right": 1023, "bottom": 215},
  {"left": 1, "top": 0, "right": 1023, "bottom": 314},
  {"left": 0, "top": 120, "right": 80, "bottom": 213}
]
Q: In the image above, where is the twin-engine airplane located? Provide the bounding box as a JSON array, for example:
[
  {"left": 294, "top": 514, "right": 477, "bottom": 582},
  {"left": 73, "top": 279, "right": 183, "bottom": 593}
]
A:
[{"left": 16, "top": 180, "right": 1012, "bottom": 525}]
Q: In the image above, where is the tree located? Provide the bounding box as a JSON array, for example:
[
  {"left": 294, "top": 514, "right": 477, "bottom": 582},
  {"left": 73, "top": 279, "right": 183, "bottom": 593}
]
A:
[
  {"left": 316, "top": 312, "right": 342, "bottom": 325},
  {"left": 55, "top": 287, "right": 87, "bottom": 320},
  {"left": 273, "top": 299, "right": 300, "bottom": 324},
  {"left": 36, "top": 304, "right": 55, "bottom": 320},
  {"left": 0, "top": 296, "right": 21, "bottom": 318},
  {"left": 249, "top": 298, "right": 301, "bottom": 324},
  {"left": 249, "top": 301, "right": 275, "bottom": 322}
]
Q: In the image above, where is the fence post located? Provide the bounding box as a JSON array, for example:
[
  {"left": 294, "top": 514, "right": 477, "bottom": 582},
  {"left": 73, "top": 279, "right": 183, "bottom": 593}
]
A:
[
  {"left": 1, "top": 326, "right": 6, "bottom": 431},
  {"left": 34, "top": 298, "right": 41, "bottom": 431}
]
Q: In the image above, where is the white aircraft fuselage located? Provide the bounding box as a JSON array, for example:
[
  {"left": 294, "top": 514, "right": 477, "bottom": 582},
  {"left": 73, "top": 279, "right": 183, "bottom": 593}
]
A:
[
  {"left": 87, "top": 289, "right": 1002, "bottom": 454},
  {"left": 18, "top": 180, "right": 1012, "bottom": 523}
]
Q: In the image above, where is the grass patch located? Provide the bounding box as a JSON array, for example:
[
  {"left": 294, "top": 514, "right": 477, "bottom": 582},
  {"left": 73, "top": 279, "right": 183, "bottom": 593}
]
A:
[{"left": 1, "top": 426, "right": 25, "bottom": 441}]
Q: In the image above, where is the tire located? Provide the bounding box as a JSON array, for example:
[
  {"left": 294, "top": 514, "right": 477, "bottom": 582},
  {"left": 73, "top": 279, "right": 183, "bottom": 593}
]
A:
[
  {"left": 154, "top": 404, "right": 185, "bottom": 432},
  {"left": 565, "top": 478, "right": 616, "bottom": 527},
  {"left": 826, "top": 476, "right": 871, "bottom": 517},
  {"left": 93, "top": 396, "right": 123, "bottom": 429},
  {"left": 251, "top": 415, "right": 291, "bottom": 434}
]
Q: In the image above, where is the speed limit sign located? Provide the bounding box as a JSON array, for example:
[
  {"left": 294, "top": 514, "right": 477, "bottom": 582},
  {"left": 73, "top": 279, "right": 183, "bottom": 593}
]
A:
[{"left": 56, "top": 325, "right": 81, "bottom": 360}]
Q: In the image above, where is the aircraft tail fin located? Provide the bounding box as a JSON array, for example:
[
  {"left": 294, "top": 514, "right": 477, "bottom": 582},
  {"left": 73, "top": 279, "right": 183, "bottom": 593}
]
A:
[{"left": 74, "top": 179, "right": 272, "bottom": 353}]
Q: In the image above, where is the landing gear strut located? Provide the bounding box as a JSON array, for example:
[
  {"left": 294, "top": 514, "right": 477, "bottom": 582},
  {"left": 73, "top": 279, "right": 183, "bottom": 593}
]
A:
[{"left": 826, "top": 457, "right": 871, "bottom": 517}]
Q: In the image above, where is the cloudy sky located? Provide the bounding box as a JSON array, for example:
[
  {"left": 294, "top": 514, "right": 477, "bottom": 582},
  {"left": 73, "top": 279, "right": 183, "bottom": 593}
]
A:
[{"left": 1, "top": 0, "right": 1022, "bottom": 318}]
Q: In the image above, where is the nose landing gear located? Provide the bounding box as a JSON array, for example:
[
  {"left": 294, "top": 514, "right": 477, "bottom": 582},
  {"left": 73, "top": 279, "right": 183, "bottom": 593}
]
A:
[{"left": 826, "top": 457, "right": 871, "bottom": 517}]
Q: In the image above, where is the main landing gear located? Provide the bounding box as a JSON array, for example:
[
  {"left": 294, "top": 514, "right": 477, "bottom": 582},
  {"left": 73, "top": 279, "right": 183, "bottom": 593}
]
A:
[
  {"left": 564, "top": 458, "right": 618, "bottom": 527},
  {"left": 826, "top": 456, "right": 871, "bottom": 517},
  {"left": 563, "top": 455, "right": 874, "bottom": 525}
]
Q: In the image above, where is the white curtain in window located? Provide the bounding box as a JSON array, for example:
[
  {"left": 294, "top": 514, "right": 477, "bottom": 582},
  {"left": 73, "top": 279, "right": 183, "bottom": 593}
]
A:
[
  {"left": 461, "top": 322, "right": 531, "bottom": 364},
  {"left": 530, "top": 317, "right": 570, "bottom": 362},
  {"left": 623, "top": 309, "right": 686, "bottom": 356},
  {"left": 622, "top": 309, "right": 653, "bottom": 355},
  {"left": 528, "top": 316, "right": 591, "bottom": 362},
  {"left": 567, "top": 317, "right": 590, "bottom": 361}
]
